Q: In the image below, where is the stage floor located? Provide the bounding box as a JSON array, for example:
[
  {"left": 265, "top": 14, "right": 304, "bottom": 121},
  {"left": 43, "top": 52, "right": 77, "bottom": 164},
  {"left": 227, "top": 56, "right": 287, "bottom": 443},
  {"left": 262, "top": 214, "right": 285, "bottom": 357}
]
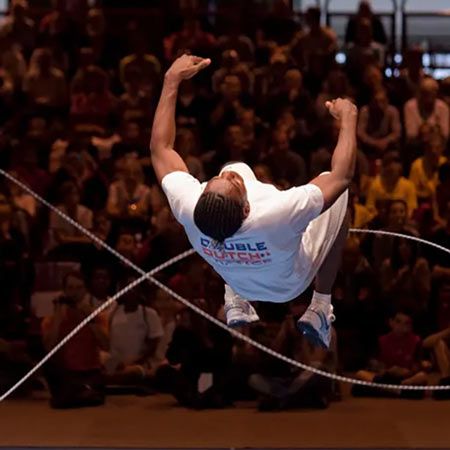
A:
[{"left": 0, "top": 394, "right": 449, "bottom": 449}]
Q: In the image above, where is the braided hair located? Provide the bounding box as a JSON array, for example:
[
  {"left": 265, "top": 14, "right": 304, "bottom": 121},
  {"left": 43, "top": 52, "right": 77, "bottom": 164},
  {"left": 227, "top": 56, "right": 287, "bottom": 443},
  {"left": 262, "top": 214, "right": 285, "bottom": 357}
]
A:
[{"left": 193, "top": 191, "right": 245, "bottom": 243}]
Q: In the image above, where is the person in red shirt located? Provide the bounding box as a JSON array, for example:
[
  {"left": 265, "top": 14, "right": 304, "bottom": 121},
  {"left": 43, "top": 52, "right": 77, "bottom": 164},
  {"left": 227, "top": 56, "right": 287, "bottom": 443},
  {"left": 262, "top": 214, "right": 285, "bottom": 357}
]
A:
[
  {"left": 41, "top": 271, "right": 108, "bottom": 408},
  {"left": 353, "top": 309, "right": 427, "bottom": 397}
]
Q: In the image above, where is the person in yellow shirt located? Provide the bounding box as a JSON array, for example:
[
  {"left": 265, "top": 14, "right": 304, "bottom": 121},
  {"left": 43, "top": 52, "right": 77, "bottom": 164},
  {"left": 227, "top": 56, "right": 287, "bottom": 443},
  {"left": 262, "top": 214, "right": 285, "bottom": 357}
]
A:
[
  {"left": 409, "top": 132, "right": 447, "bottom": 201},
  {"left": 349, "top": 182, "right": 374, "bottom": 228},
  {"left": 366, "top": 152, "right": 418, "bottom": 217}
]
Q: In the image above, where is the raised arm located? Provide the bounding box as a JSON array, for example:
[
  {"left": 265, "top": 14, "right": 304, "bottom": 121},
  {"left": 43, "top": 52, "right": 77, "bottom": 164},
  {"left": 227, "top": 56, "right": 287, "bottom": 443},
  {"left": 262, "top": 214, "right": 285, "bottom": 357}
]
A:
[
  {"left": 150, "top": 54, "right": 211, "bottom": 184},
  {"left": 309, "top": 98, "right": 358, "bottom": 212}
]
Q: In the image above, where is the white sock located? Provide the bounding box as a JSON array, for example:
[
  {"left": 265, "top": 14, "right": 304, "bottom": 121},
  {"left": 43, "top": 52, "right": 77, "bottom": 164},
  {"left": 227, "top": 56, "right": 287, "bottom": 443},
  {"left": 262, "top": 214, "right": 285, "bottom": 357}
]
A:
[{"left": 312, "top": 291, "right": 331, "bottom": 305}]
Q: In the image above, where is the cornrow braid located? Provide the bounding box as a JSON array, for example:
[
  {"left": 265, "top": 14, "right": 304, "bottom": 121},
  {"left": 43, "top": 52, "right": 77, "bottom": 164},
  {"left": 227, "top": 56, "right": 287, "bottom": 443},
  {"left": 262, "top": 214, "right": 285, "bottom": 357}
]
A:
[{"left": 193, "top": 191, "right": 245, "bottom": 243}]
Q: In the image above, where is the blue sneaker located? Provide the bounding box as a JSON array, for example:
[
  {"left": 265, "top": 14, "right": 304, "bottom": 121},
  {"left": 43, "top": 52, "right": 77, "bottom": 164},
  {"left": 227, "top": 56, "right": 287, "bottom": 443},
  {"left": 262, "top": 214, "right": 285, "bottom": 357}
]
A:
[
  {"left": 297, "top": 301, "right": 335, "bottom": 349},
  {"left": 224, "top": 285, "right": 259, "bottom": 327}
]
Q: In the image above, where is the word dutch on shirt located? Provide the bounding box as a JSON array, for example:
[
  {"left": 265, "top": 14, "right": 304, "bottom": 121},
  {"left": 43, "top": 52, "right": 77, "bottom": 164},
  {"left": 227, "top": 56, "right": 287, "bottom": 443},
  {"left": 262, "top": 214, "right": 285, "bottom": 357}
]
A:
[{"left": 200, "top": 237, "right": 272, "bottom": 266}]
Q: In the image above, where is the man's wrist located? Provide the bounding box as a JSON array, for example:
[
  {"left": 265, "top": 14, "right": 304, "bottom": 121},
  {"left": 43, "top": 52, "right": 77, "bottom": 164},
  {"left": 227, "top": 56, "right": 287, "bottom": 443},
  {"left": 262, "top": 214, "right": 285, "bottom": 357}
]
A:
[{"left": 164, "top": 72, "right": 181, "bottom": 87}]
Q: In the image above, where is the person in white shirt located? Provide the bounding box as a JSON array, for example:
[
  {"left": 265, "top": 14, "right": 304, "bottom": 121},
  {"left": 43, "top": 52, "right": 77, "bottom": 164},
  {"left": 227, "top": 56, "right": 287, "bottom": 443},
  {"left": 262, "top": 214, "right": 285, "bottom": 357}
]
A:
[{"left": 149, "top": 55, "right": 358, "bottom": 349}]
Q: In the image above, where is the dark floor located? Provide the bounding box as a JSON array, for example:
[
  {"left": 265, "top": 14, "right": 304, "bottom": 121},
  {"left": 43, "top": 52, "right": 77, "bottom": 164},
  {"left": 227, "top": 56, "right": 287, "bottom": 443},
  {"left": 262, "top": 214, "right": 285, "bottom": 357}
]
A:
[{"left": 1, "top": 395, "right": 450, "bottom": 448}]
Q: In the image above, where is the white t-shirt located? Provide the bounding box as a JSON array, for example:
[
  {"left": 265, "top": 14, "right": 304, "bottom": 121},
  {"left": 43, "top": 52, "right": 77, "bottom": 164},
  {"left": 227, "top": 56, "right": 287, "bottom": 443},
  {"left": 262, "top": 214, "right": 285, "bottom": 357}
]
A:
[
  {"left": 108, "top": 305, "right": 164, "bottom": 366},
  {"left": 162, "top": 163, "right": 324, "bottom": 302}
]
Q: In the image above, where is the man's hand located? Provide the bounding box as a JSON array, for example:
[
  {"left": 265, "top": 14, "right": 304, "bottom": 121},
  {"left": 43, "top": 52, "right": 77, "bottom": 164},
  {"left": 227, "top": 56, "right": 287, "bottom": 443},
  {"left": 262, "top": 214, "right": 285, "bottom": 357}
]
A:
[
  {"left": 325, "top": 98, "right": 357, "bottom": 120},
  {"left": 165, "top": 54, "right": 211, "bottom": 83}
]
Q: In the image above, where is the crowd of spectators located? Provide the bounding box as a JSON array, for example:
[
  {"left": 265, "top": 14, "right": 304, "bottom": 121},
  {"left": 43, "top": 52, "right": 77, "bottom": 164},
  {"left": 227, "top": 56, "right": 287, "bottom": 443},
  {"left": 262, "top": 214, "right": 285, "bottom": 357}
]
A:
[{"left": 2, "top": 0, "right": 450, "bottom": 410}]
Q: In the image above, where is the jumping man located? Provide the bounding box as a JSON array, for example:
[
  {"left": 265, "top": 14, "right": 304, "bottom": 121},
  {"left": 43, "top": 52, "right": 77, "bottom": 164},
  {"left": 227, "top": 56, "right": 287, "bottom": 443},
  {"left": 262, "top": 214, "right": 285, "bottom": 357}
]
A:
[{"left": 150, "top": 55, "right": 357, "bottom": 349}]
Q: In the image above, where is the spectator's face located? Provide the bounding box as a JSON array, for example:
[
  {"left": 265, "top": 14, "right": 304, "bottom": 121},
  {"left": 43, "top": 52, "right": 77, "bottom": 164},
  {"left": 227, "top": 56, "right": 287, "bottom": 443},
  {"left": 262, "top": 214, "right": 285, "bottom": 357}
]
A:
[
  {"left": 388, "top": 202, "right": 407, "bottom": 228},
  {"left": 176, "top": 129, "right": 195, "bottom": 156},
  {"left": 27, "top": 117, "right": 47, "bottom": 138},
  {"left": 418, "top": 80, "right": 438, "bottom": 107},
  {"left": 272, "top": 129, "right": 290, "bottom": 153},
  {"left": 94, "top": 213, "right": 111, "bottom": 237},
  {"left": 64, "top": 276, "right": 87, "bottom": 304},
  {"left": 383, "top": 161, "right": 402, "bottom": 183},
  {"left": 12, "top": 1, "right": 27, "bottom": 19},
  {"left": 222, "top": 50, "right": 239, "bottom": 68},
  {"left": 90, "top": 269, "right": 111, "bottom": 297},
  {"left": 390, "top": 313, "right": 412, "bottom": 336},
  {"left": 372, "top": 91, "right": 388, "bottom": 112},
  {"left": 116, "top": 233, "right": 136, "bottom": 257},
  {"left": 123, "top": 162, "right": 142, "bottom": 184},
  {"left": 124, "top": 122, "right": 140, "bottom": 142},
  {"left": 284, "top": 69, "right": 302, "bottom": 91},
  {"left": 226, "top": 125, "right": 244, "bottom": 150},
  {"left": 239, "top": 110, "right": 255, "bottom": 130},
  {"left": 425, "top": 135, "right": 444, "bottom": 164}
]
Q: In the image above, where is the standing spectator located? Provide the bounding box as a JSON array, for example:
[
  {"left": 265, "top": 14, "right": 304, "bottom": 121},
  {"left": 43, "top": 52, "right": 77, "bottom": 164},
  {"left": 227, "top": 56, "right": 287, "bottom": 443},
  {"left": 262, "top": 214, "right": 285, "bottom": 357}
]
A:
[
  {"left": 42, "top": 271, "right": 108, "bottom": 408},
  {"left": 23, "top": 48, "right": 67, "bottom": 109},
  {"left": 404, "top": 77, "right": 449, "bottom": 142},
  {"left": 345, "top": 1, "right": 387, "bottom": 46},
  {"left": 346, "top": 19, "right": 385, "bottom": 85},
  {"left": 366, "top": 152, "right": 418, "bottom": 217},
  {"left": 290, "top": 7, "right": 337, "bottom": 73},
  {"left": 357, "top": 89, "right": 401, "bottom": 160}
]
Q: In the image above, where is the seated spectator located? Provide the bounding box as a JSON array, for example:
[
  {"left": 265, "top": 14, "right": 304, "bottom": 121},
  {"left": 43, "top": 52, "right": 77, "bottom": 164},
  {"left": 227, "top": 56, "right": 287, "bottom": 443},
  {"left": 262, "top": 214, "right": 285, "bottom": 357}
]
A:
[
  {"left": 23, "top": 47, "right": 68, "bottom": 109},
  {"left": 85, "top": 264, "right": 114, "bottom": 308},
  {"left": 111, "top": 120, "right": 148, "bottom": 161},
  {"left": 103, "top": 272, "right": 164, "bottom": 388},
  {"left": 429, "top": 201, "right": 450, "bottom": 283},
  {"left": 48, "top": 181, "right": 93, "bottom": 256},
  {"left": 249, "top": 298, "right": 337, "bottom": 410},
  {"left": 345, "top": 1, "right": 387, "bottom": 46},
  {"left": 42, "top": 271, "right": 108, "bottom": 408},
  {"left": 0, "top": 0, "right": 36, "bottom": 58},
  {"left": 289, "top": 7, "right": 336, "bottom": 72},
  {"left": 366, "top": 152, "right": 418, "bottom": 218},
  {"left": 82, "top": 7, "right": 122, "bottom": 71},
  {"left": 0, "top": 35, "right": 27, "bottom": 89},
  {"left": 155, "top": 298, "right": 233, "bottom": 409},
  {"left": 357, "top": 89, "right": 401, "bottom": 160},
  {"left": 380, "top": 237, "right": 431, "bottom": 316},
  {"left": 409, "top": 131, "right": 447, "bottom": 203},
  {"left": 217, "top": 19, "right": 255, "bottom": 64},
  {"left": 163, "top": 17, "right": 217, "bottom": 62},
  {"left": 6, "top": 169, "right": 37, "bottom": 219},
  {"left": 316, "top": 69, "right": 353, "bottom": 119},
  {"left": 119, "top": 35, "right": 161, "bottom": 89},
  {"left": 212, "top": 50, "right": 253, "bottom": 95},
  {"left": 118, "top": 67, "right": 155, "bottom": 128},
  {"left": 423, "top": 282, "right": 450, "bottom": 393},
  {"left": 106, "top": 158, "right": 152, "bottom": 221},
  {"left": 436, "top": 163, "right": 450, "bottom": 220},
  {"left": 175, "top": 128, "right": 205, "bottom": 181},
  {"left": 353, "top": 309, "right": 427, "bottom": 397},
  {"left": 346, "top": 18, "right": 385, "bottom": 85},
  {"left": 70, "top": 65, "right": 117, "bottom": 133},
  {"left": 349, "top": 182, "right": 374, "bottom": 229},
  {"left": 238, "top": 107, "right": 269, "bottom": 159},
  {"left": 333, "top": 236, "right": 377, "bottom": 369},
  {"left": 369, "top": 199, "right": 418, "bottom": 271},
  {"left": 404, "top": 77, "right": 449, "bottom": 142},
  {"left": 210, "top": 74, "right": 246, "bottom": 131},
  {"left": 262, "top": 126, "right": 307, "bottom": 187}
]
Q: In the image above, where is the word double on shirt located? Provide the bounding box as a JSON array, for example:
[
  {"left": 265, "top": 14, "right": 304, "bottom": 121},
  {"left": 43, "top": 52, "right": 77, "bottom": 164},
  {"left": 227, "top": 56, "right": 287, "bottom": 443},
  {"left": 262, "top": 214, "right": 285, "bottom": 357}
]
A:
[{"left": 200, "top": 238, "right": 272, "bottom": 266}]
